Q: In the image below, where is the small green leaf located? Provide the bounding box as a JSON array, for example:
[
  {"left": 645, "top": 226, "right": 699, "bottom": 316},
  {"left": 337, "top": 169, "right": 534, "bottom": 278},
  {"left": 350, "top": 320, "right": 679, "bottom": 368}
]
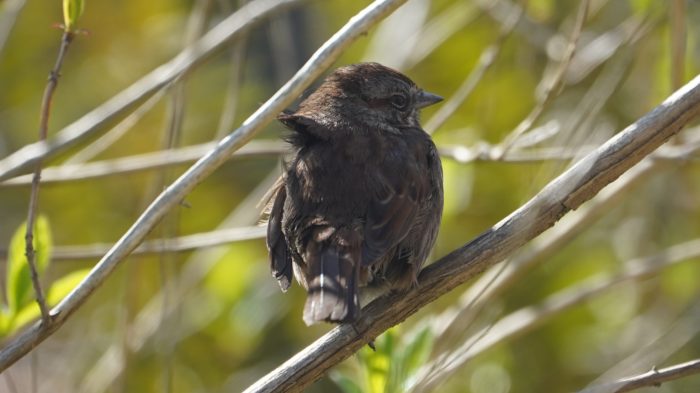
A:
[
  {"left": 0, "top": 308, "right": 11, "bottom": 337},
  {"left": 10, "top": 303, "right": 41, "bottom": 333},
  {"left": 362, "top": 329, "right": 395, "bottom": 393},
  {"left": 627, "top": 0, "right": 663, "bottom": 17},
  {"left": 63, "top": 0, "right": 85, "bottom": 31},
  {"left": 4, "top": 269, "right": 89, "bottom": 336},
  {"left": 401, "top": 326, "right": 433, "bottom": 377},
  {"left": 6, "top": 216, "right": 53, "bottom": 314},
  {"left": 330, "top": 372, "right": 364, "bottom": 393}
]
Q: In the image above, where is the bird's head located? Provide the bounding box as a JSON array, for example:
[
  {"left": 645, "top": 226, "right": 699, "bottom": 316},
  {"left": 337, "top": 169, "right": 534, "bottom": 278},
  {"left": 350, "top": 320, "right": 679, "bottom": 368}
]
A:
[{"left": 280, "top": 62, "right": 442, "bottom": 136}]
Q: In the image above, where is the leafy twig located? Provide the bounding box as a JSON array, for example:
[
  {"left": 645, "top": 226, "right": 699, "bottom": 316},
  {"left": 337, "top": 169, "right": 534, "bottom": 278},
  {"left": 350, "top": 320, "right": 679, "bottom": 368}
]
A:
[{"left": 24, "top": 30, "right": 75, "bottom": 324}]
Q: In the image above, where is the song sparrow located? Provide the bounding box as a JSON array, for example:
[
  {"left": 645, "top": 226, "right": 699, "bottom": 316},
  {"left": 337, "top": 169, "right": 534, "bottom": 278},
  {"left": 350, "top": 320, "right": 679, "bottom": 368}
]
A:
[{"left": 265, "top": 62, "right": 443, "bottom": 325}]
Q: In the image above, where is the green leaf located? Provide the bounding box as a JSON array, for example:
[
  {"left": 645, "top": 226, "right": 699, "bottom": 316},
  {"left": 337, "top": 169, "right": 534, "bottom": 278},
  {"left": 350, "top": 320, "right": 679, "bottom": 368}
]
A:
[
  {"left": 330, "top": 372, "right": 364, "bottom": 393},
  {"left": 5, "top": 216, "right": 53, "bottom": 315},
  {"left": 4, "top": 269, "right": 89, "bottom": 336},
  {"left": 401, "top": 326, "right": 433, "bottom": 377},
  {"left": 361, "top": 329, "right": 396, "bottom": 393},
  {"left": 63, "top": 0, "right": 85, "bottom": 31},
  {"left": 46, "top": 269, "right": 90, "bottom": 305},
  {"left": 627, "top": 0, "right": 663, "bottom": 17},
  {"left": 11, "top": 303, "right": 41, "bottom": 333},
  {"left": 0, "top": 308, "right": 11, "bottom": 337}
]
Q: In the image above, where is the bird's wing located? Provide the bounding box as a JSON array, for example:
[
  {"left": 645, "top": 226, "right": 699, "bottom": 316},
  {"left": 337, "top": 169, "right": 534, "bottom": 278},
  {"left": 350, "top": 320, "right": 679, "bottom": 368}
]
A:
[
  {"left": 361, "top": 167, "right": 425, "bottom": 266},
  {"left": 266, "top": 181, "right": 293, "bottom": 291}
]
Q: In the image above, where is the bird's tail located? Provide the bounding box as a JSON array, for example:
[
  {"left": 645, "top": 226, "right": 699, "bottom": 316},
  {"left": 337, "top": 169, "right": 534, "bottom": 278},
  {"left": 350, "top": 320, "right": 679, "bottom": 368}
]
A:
[{"left": 303, "top": 227, "right": 360, "bottom": 325}]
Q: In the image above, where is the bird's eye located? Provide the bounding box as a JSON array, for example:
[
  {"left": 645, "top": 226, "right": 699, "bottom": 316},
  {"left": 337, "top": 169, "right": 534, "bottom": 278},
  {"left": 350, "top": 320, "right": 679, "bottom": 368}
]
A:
[{"left": 390, "top": 94, "right": 409, "bottom": 111}]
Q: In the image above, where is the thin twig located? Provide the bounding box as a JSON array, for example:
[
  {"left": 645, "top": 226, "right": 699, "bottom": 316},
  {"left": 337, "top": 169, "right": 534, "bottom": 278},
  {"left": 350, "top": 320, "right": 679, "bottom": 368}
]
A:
[
  {"left": 586, "top": 359, "right": 700, "bottom": 393},
  {"left": 153, "top": 2, "right": 212, "bottom": 388},
  {"left": 2, "top": 370, "right": 18, "bottom": 393},
  {"left": 41, "top": 226, "right": 265, "bottom": 261},
  {"left": 579, "top": 300, "right": 700, "bottom": 393},
  {"left": 498, "top": 0, "right": 589, "bottom": 156},
  {"left": 0, "top": 140, "right": 286, "bottom": 187},
  {"left": 0, "top": 0, "right": 308, "bottom": 182},
  {"left": 477, "top": 0, "right": 553, "bottom": 52},
  {"left": 24, "top": 30, "right": 75, "bottom": 324},
  {"left": 0, "top": 0, "right": 25, "bottom": 57},
  {"left": 242, "top": 75, "right": 700, "bottom": 392},
  {"left": 3, "top": 141, "right": 584, "bottom": 187},
  {"left": 403, "top": 1, "right": 479, "bottom": 69},
  {"left": 423, "top": 2, "right": 522, "bottom": 134},
  {"left": 64, "top": 85, "right": 171, "bottom": 165},
  {"left": 670, "top": 0, "right": 686, "bottom": 90},
  {"left": 0, "top": 0, "right": 410, "bottom": 372},
  {"left": 215, "top": 0, "right": 250, "bottom": 138}
]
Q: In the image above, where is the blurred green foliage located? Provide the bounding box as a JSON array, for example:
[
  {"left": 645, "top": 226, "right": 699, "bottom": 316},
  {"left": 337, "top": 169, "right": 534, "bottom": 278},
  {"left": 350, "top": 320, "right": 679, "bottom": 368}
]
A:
[
  {"left": 0, "top": 0, "right": 699, "bottom": 392},
  {"left": 1, "top": 217, "right": 89, "bottom": 336}
]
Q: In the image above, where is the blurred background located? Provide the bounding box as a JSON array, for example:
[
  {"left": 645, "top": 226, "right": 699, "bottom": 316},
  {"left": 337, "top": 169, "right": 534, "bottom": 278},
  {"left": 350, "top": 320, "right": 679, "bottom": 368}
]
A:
[{"left": 0, "top": 0, "right": 699, "bottom": 392}]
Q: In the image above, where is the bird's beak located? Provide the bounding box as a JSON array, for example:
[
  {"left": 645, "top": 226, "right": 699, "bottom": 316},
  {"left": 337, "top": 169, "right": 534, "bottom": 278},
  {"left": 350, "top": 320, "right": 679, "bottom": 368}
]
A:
[{"left": 415, "top": 90, "right": 443, "bottom": 109}]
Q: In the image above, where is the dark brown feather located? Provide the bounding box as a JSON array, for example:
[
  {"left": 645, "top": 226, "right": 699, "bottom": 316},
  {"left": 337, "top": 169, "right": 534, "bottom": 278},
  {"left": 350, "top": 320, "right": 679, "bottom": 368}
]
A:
[{"left": 264, "top": 62, "right": 443, "bottom": 325}]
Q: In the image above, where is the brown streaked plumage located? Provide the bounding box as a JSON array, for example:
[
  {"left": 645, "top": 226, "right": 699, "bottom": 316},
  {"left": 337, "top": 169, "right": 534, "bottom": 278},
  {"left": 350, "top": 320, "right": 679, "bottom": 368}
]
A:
[{"left": 266, "top": 62, "right": 443, "bottom": 325}]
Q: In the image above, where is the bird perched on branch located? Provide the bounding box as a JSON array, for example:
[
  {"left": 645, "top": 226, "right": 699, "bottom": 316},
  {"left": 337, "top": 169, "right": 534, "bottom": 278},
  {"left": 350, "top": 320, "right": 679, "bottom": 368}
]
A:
[{"left": 265, "top": 62, "right": 443, "bottom": 325}]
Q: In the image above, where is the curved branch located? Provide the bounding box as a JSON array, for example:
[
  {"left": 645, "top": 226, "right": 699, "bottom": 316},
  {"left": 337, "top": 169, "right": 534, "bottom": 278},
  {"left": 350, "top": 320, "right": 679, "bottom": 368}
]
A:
[
  {"left": 583, "top": 359, "right": 700, "bottom": 393},
  {"left": 0, "top": 0, "right": 409, "bottom": 372},
  {"left": 242, "top": 75, "right": 700, "bottom": 392}
]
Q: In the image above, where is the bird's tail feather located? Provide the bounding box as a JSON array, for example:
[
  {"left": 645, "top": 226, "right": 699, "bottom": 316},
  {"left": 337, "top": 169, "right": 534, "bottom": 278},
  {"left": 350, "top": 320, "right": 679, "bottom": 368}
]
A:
[{"left": 303, "top": 229, "right": 360, "bottom": 325}]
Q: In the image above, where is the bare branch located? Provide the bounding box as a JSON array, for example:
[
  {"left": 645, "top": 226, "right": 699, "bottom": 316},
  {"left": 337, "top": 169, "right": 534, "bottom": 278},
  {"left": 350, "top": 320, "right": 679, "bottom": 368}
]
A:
[
  {"left": 215, "top": 0, "right": 250, "bottom": 138},
  {"left": 242, "top": 75, "right": 700, "bottom": 392},
  {"left": 48, "top": 226, "right": 265, "bottom": 261},
  {"left": 498, "top": 0, "right": 589, "bottom": 155},
  {"left": 0, "top": 0, "right": 307, "bottom": 182},
  {"left": 0, "top": 141, "right": 601, "bottom": 187},
  {"left": 670, "top": 0, "right": 686, "bottom": 90},
  {"left": 583, "top": 359, "right": 700, "bottom": 393},
  {"left": 64, "top": 86, "right": 171, "bottom": 165},
  {"left": 0, "top": 0, "right": 410, "bottom": 372},
  {"left": 403, "top": 1, "right": 479, "bottom": 69},
  {"left": 0, "top": 140, "right": 285, "bottom": 187},
  {"left": 424, "top": 3, "right": 520, "bottom": 134},
  {"left": 0, "top": 0, "right": 25, "bottom": 56}
]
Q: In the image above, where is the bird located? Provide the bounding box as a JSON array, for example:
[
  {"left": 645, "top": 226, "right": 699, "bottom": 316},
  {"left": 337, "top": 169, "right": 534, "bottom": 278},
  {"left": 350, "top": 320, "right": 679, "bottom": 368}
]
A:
[{"left": 265, "top": 62, "right": 443, "bottom": 325}]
